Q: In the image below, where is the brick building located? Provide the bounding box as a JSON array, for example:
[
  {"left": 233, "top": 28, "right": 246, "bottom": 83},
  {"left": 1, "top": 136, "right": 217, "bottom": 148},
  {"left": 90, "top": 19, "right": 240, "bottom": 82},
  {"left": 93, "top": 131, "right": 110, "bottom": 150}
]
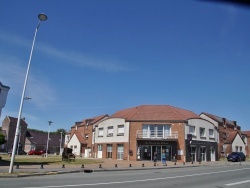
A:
[
  {"left": 200, "top": 112, "right": 245, "bottom": 159},
  {"left": 67, "top": 114, "right": 108, "bottom": 157},
  {"left": 242, "top": 131, "right": 250, "bottom": 158},
  {"left": 1, "top": 116, "right": 28, "bottom": 152},
  {"left": 94, "top": 105, "right": 218, "bottom": 162}
]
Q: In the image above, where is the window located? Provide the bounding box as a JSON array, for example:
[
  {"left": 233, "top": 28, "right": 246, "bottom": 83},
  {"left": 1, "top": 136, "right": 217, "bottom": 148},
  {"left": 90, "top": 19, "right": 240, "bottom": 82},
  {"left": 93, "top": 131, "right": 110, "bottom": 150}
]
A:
[
  {"left": 200, "top": 128, "right": 205, "bottom": 137},
  {"left": 189, "top": 126, "right": 196, "bottom": 136},
  {"left": 98, "top": 128, "right": 104, "bottom": 137},
  {"left": 223, "top": 133, "right": 227, "bottom": 140},
  {"left": 209, "top": 129, "right": 214, "bottom": 138},
  {"left": 235, "top": 146, "right": 238, "bottom": 152},
  {"left": 117, "top": 144, "right": 124, "bottom": 160},
  {"left": 240, "top": 146, "right": 242, "bottom": 152},
  {"left": 117, "top": 125, "right": 124, "bottom": 136},
  {"left": 107, "top": 144, "right": 112, "bottom": 158},
  {"left": 74, "top": 145, "right": 77, "bottom": 153},
  {"left": 107, "top": 126, "right": 113, "bottom": 136}
]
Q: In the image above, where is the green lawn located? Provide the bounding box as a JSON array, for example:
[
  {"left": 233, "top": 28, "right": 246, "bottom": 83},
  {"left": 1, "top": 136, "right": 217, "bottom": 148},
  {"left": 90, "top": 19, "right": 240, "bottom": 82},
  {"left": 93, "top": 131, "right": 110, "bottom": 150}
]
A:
[{"left": 0, "top": 155, "right": 103, "bottom": 165}]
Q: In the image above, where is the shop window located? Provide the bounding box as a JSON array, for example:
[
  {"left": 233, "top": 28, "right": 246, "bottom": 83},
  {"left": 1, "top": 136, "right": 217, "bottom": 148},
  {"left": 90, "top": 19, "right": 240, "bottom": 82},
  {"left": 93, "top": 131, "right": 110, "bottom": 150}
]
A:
[{"left": 117, "top": 144, "right": 124, "bottom": 160}]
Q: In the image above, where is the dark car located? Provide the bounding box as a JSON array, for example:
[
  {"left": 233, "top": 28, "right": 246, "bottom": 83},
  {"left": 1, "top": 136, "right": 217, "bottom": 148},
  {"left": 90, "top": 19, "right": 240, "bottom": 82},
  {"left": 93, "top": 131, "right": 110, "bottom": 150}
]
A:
[
  {"left": 227, "top": 152, "right": 246, "bottom": 162},
  {"left": 8, "top": 148, "right": 27, "bottom": 155},
  {"left": 28, "top": 149, "right": 48, "bottom": 155}
]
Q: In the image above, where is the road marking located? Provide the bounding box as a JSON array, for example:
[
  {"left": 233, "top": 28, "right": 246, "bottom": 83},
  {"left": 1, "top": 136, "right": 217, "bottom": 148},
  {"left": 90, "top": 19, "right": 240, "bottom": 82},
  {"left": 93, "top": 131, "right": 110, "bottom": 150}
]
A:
[
  {"left": 225, "top": 180, "right": 250, "bottom": 186},
  {"left": 23, "top": 167, "right": 250, "bottom": 188}
]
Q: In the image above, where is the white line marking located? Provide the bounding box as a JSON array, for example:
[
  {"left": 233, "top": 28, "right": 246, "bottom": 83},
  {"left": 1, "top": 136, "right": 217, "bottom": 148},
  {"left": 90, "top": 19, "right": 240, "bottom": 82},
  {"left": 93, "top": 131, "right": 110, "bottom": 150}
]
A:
[
  {"left": 23, "top": 167, "right": 250, "bottom": 188},
  {"left": 225, "top": 180, "right": 250, "bottom": 186}
]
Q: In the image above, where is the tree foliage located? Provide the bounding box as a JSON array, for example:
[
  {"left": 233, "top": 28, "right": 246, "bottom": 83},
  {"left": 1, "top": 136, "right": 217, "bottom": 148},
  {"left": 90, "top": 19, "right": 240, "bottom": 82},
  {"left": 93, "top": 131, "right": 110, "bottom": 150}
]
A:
[
  {"left": 54, "top": 128, "right": 67, "bottom": 135},
  {"left": 0, "top": 132, "right": 6, "bottom": 145}
]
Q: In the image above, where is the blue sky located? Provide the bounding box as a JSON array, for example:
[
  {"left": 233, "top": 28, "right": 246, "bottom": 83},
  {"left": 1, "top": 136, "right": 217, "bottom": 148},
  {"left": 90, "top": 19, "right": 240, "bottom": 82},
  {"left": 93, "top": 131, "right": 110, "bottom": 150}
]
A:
[{"left": 0, "top": 0, "right": 249, "bottom": 132}]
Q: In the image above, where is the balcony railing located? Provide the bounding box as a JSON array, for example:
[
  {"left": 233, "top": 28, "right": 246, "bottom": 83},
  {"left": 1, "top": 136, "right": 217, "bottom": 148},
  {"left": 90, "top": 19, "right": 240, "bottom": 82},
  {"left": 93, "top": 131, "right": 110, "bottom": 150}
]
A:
[{"left": 136, "top": 130, "right": 178, "bottom": 139}]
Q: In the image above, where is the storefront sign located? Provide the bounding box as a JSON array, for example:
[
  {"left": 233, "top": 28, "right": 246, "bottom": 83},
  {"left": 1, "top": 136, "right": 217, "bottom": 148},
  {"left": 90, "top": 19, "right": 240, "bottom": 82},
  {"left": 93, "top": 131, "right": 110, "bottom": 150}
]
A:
[{"left": 190, "top": 140, "right": 215, "bottom": 146}]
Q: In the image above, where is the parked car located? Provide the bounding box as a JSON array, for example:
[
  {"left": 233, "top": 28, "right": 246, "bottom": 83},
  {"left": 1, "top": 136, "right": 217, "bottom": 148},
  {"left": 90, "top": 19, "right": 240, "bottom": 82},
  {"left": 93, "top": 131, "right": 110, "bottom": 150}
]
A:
[
  {"left": 28, "top": 149, "right": 49, "bottom": 155},
  {"left": 227, "top": 152, "right": 246, "bottom": 162},
  {"left": 8, "top": 148, "right": 27, "bottom": 155}
]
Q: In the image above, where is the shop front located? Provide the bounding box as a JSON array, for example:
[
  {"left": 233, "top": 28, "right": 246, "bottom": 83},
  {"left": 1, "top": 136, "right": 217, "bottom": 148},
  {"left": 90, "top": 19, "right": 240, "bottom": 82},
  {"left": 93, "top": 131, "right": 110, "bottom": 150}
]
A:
[
  {"left": 137, "top": 140, "right": 177, "bottom": 161},
  {"left": 185, "top": 140, "right": 218, "bottom": 162}
]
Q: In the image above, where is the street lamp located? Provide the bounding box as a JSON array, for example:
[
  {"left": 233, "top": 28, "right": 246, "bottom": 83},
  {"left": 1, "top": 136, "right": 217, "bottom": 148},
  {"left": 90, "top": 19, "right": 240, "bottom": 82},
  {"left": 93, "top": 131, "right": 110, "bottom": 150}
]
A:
[
  {"left": 9, "top": 13, "right": 47, "bottom": 174},
  {"left": 46, "top": 121, "right": 53, "bottom": 158}
]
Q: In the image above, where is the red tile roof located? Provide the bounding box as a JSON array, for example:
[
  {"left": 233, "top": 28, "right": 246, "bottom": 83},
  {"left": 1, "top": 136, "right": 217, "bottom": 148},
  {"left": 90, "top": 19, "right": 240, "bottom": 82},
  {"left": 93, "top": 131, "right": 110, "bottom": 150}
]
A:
[
  {"left": 74, "top": 132, "right": 87, "bottom": 144},
  {"left": 224, "top": 131, "right": 238, "bottom": 144},
  {"left": 110, "top": 105, "right": 200, "bottom": 121},
  {"left": 242, "top": 131, "right": 250, "bottom": 137},
  {"left": 200, "top": 112, "right": 237, "bottom": 126},
  {"left": 71, "top": 114, "right": 108, "bottom": 128}
]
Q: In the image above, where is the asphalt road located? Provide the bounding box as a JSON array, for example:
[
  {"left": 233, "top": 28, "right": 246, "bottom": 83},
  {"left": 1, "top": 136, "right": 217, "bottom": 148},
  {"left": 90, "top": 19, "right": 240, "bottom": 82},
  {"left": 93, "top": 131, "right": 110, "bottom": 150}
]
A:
[{"left": 1, "top": 165, "right": 250, "bottom": 188}]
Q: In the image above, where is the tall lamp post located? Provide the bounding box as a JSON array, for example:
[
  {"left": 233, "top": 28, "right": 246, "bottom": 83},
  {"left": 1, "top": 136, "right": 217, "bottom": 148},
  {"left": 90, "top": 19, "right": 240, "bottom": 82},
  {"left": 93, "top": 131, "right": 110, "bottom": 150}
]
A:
[
  {"left": 46, "top": 121, "right": 53, "bottom": 158},
  {"left": 9, "top": 13, "right": 47, "bottom": 174}
]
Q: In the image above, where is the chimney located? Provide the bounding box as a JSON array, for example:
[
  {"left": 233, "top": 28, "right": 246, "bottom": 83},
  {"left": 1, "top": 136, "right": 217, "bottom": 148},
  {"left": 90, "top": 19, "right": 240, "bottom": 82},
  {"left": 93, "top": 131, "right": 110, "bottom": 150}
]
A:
[
  {"left": 222, "top": 118, "right": 226, "bottom": 128},
  {"left": 233, "top": 121, "right": 237, "bottom": 130}
]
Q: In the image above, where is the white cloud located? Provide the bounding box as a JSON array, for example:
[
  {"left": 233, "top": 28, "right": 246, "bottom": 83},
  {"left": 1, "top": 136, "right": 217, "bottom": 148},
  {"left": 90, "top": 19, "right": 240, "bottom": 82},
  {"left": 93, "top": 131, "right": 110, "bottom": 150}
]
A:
[
  {"left": 0, "top": 53, "right": 57, "bottom": 109},
  {"left": 0, "top": 31, "right": 132, "bottom": 72}
]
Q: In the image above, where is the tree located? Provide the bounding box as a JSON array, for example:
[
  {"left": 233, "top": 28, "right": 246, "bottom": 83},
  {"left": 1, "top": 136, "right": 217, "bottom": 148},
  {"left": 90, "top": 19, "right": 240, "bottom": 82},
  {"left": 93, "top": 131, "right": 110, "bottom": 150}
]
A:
[
  {"left": 0, "top": 132, "right": 6, "bottom": 145},
  {"left": 54, "top": 128, "right": 67, "bottom": 135}
]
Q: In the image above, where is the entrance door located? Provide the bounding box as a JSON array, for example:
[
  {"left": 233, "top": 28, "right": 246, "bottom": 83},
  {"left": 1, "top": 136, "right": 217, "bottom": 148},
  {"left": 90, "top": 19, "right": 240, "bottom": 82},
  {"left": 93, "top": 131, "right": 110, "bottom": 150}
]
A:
[
  {"left": 162, "top": 145, "right": 172, "bottom": 161},
  {"left": 201, "top": 147, "right": 206, "bottom": 161},
  {"left": 152, "top": 146, "right": 161, "bottom": 161},
  {"left": 141, "top": 146, "right": 151, "bottom": 160},
  {"left": 97, "top": 144, "right": 102, "bottom": 158},
  {"left": 190, "top": 146, "right": 196, "bottom": 162},
  {"left": 210, "top": 146, "right": 215, "bottom": 161}
]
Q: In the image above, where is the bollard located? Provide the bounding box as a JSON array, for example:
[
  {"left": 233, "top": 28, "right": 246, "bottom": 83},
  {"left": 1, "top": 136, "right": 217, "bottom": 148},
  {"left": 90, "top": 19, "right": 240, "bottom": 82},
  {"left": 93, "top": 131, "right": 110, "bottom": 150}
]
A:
[
  {"left": 62, "top": 164, "right": 65, "bottom": 168},
  {"left": 129, "top": 164, "right": 132, "bottom": 167},
  {"left": 142, "top": 163, "right": 144, "bottom": 167},
  {"left": 99, "top": 164, "right": 102, "bottom": 168},
  {"left": 40, "top": 164, "right": 44, "bottom": 169},
  {"left": 191, "top": 161, "right": 193, "bottom": 164},
  {"left": 154, "top": 162, "right": 156, "bottom": 166},
  {"left": 183, "top": 162, "right": 185, "bottom": 165},
  {"left": 115, "top": 164, "right": 117, "bottom": 168},
  {"left": 174, "top": 162, "right": 176, "bottom": 165},
  {"left": 16, "top": 164, "right": 19, "bottom": 169},
  {"left": 81, "top": 164, "right": 84, "bottom": 168},
  {"left": 199, "top": 161, "right": 201, "bottom": 164}
]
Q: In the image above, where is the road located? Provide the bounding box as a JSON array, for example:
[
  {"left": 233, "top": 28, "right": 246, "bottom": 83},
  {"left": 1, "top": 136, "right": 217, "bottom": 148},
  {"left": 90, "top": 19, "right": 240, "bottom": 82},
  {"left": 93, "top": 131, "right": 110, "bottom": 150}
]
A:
[{"left": 1, "top": 165, "right": 250, "bottom": 188}]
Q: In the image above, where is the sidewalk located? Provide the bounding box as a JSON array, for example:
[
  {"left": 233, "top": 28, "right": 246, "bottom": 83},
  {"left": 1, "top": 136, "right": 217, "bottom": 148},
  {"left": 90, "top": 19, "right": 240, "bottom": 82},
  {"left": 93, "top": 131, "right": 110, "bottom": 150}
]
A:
[{"left": 0, "top": 158, "right": 248, "bottom": 178}]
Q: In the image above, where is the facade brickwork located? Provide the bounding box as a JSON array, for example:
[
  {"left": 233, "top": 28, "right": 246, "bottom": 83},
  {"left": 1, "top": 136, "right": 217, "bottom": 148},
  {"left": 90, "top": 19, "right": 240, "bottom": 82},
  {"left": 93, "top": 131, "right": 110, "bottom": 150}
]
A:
[{"left": 1, "top": 116, "right": 27, "bottom": 152}]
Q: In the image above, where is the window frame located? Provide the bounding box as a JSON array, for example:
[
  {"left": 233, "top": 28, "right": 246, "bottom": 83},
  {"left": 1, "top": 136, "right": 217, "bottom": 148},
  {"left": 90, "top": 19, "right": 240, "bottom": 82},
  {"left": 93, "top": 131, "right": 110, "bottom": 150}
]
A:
[
  {"left": 98, "top": 127, "right": 104, "bottom": 137},
  {"left": 200, "top": 127, "right": 206, "bottom": 138},
  {"left": 117, "top": 125, "right": 125, "bottom": 136}
]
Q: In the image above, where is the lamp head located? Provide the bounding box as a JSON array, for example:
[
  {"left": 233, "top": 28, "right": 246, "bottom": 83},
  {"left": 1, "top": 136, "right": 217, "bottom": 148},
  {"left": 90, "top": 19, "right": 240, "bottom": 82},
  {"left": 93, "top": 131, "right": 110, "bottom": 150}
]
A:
[{"left": 38, "top": 13, "right": 47, "bottom": 21}]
